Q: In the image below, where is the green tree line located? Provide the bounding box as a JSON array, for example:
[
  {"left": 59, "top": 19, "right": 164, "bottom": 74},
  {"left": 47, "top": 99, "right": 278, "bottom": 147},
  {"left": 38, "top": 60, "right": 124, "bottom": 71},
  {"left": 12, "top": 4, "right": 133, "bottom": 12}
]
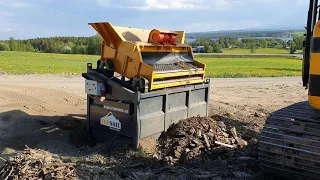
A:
[
  {"left": 0, "top": 34, "right": 304, "bottom": 55},
  {"left": 187, "top": 30, "right": 304, "bottom": 39},
  {"left": 189, "top": 35, "right": 304, "bottom": 53},
  {"left": 0, "top": 35, "right": 103, "bottom": 55}
]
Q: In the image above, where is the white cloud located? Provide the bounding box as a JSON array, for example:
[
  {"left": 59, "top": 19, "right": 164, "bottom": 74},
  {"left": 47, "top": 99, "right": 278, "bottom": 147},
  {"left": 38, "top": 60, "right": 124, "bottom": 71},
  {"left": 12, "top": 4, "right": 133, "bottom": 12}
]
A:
[
  {"left": 0, "top": 12, "right": 14, "bottom": 17},
  {"left": 96, "top": 0, "right": 304, "bottom": 10},
  {"left": 0, "top": 25, "right": 13, "bottom": 32},
  {"left": 183, "top": 20, "right": 262, "bottom": 32},
  {"left": 4, "top": 28, "right": 12, "bottom": 32},
  {"left": 96, "top": 0, "right": 240, "bottom": 10},
  {"left": 0, "top": 0, "right": 31, "bottom": 8},
  {"left": 96, "top": 0, "right": 144, "bottom": 8},
  {"left": 297, "top": 0, "right": 309, "bottom": 6},
  {"left": 139, "top": 0, "right": 203, "bottom": 10},
  {"left": 10, "top": 1, "right": 30, "bottom": 8}
]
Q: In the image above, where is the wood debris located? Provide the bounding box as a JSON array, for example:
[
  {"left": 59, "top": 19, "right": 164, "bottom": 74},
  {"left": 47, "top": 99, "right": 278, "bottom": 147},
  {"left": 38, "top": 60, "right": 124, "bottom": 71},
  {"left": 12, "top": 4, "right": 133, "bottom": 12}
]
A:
[
  {"left": 214, "top": 141, "right": 235, "bottom": 148},
  {"left": 157, "top": 116, "right": 248, "bottom": 164},
  {"left": 0, "top": 146, "right": 76, "bottom": 180}
]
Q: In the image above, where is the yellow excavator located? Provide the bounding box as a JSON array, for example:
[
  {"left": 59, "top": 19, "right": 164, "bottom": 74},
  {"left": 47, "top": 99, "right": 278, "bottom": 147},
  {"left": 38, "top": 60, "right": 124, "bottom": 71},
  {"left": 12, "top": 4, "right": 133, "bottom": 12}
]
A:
[{"left": 258, "top": 0, "right": 320, "bottom": 179}]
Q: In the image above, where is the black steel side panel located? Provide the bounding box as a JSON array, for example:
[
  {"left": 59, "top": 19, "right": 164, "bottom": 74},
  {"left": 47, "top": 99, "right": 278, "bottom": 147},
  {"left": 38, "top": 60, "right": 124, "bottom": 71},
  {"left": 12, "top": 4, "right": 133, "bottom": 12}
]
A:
[
  {"left": 87, "top": 78, "right": 211, "bottom": 147},
  {"left": 312, "top": 37, "right": 320, "bottom": 53},
  {"left": 87, "top": 77, "right": 138, "bottom": 144},
  {"left": 89, "top": 101, "right": 135, "bottom": 141},
  {"left": 309, "top": 74, "right": 320, "bottom": 96},
  {"left": 138, "top": 81, "right": 210, "bottom": 138}
]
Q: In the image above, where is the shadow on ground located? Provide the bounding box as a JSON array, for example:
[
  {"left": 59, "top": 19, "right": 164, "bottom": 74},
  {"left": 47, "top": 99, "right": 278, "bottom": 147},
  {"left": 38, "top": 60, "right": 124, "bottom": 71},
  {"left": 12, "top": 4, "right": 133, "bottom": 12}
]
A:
[{"left": 0, "top": 110, "right": 95, "bottom": 157}]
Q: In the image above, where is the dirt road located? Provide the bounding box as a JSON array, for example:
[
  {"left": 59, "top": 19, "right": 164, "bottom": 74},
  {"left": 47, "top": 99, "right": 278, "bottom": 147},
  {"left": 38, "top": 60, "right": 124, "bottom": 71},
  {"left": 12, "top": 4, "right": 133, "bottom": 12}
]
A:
[
  {"left": 0, "top": 74, "right": 306, "bottom": 121},
  {"left": 0, "top": 75, "right": 308, "bottom": 179},
  {"left": 210, "top": 76, "right": 306, "bottom": 123},
  {"left": 0, "top": 75, "right": 307, "bottom": 152}
]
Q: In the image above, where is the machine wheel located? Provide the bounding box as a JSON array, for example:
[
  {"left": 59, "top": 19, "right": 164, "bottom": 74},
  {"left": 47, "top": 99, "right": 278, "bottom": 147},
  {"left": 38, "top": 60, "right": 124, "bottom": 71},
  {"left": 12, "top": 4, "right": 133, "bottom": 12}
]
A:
[{"left": 258, "top": 101, "right": 320, "bottom": 180}]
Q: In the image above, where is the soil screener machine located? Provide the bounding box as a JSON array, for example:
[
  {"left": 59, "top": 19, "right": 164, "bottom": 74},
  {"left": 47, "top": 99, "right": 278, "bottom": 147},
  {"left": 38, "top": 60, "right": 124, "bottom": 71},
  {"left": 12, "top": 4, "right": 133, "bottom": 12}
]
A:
[{"left": 82, "top": 22, "right": 210, "bottom": 148}]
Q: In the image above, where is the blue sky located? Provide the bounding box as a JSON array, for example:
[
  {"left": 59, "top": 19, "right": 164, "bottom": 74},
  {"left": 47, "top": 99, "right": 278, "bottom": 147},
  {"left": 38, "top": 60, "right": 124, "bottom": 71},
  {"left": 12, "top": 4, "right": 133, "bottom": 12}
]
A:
[{"left": 0, "top": 0, "right": 309, "bottom": 40}]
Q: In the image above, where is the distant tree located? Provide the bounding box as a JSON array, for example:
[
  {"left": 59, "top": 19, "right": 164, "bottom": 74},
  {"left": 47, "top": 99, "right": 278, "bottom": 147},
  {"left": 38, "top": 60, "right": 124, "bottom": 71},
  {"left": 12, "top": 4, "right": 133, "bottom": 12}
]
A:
[
  {"left": 239, "top": 43, "right": 245, "bottom": 49},
  {"left": 292, "top": 35, "right": 304, "bottom": 50},
  {"left": 62, "top": 46, "right": 72, "bottom": 54},
  {"left": 290, "top": 41, "right": 297, "bottom": 54},
  {"left": 25, "top": 41, "right": 34, "bottom": 52},
  {"left": 87, "top": 35, "right": 102, "bottom": 55},
  {"left": 274, "top": 44, "right": 284, "bottom": 49},
  {"left": 212, "top": 42, "right": 222, "bottom": 53},
  {"left": 261, "top": 39, "right": 267, "bottom": 48},
  {"left": 8, "top": 37, "right": 18, "bottom": 51},
  {"left": 72, "top": 45, "right": 81, "bottom": 54},
  {"left": 250, "top": 44, "right": 256, "bottom": 54},
  {"left": 224, "top": 41, "right": 229, "bottom": 49},
  {"left": 0, "top": 43, "right": 10, "bottom": 51},
  {"left": 205, "top": 45, "right": 214, "bottom": 53},
  {"left": 282, "top": 41, "right": 288, "bottom": 49}
]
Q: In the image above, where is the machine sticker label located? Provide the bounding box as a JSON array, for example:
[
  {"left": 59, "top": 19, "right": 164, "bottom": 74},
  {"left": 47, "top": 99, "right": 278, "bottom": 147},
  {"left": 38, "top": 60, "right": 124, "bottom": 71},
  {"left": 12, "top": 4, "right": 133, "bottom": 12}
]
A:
[
  {"left": 100, "top": 112, "right": 121, "bottom": 131},
  {"left": 103, "top": 105, "right": 129, "bottom": 114}
]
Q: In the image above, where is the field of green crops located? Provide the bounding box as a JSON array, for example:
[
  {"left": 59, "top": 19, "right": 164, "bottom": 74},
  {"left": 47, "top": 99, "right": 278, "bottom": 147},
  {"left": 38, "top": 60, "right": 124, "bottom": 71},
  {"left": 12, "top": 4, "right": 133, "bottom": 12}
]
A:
[
  {"left": 198, "top": 56, "right": 301, "bottom": 78},
  {"left": 223, "top": 48, "right": 290, "bottom": 54},
  {"left": 0, "top": 51, "right": 97, "bottom": 74},
  {"left": 0, "top": 51, "right": 302, "bottom": 78}
]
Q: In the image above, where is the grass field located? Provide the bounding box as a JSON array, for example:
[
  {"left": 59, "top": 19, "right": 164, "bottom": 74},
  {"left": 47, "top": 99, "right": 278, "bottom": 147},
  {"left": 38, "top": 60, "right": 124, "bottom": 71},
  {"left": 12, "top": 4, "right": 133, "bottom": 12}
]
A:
[
  {"left": 0, "top": 51, "right": 302, "bottom": 78},
  {"left": 0, "top": 51, "right": 97, "bottom": 74},
  {"left": 199, "top": 56, "right": 301, "bottom": 78},
  {"left": 223, "top": 48, "right": 290, "bottom": 54}
]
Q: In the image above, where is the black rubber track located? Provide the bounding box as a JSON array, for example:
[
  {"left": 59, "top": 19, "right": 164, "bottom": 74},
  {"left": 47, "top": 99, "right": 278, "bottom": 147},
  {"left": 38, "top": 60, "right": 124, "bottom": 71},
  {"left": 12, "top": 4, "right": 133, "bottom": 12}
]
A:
[{"left": 258, "top": 101, "right": 320, "bottom": 180}]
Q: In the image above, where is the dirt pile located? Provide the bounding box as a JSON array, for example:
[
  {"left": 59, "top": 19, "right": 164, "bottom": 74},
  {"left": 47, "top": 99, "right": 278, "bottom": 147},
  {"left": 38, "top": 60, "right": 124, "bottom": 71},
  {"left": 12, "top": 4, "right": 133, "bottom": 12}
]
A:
[
  {"left": 157, "top": 116, "right": 249, "bottom": 165},
  {"left": 0, "top": 146, "right": 76, "bottom": 180},
  {"left": 76, "top": 164, "right": 123, "bottom": 180}
]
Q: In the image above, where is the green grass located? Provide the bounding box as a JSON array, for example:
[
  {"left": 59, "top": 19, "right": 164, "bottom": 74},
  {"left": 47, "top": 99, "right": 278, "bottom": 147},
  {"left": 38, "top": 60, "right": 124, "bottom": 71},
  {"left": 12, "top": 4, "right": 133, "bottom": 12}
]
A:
[
  {"left": 197, "top": 56, "right": 301, "bottom": 78},
  {"left": 223, "top": 48, "right": 290, "bottom": 54},
  {"left": 0, "top": 51, "right": 98, "bottom": 74},
  {"left": 0, "top": 51, "right": 302, "bottom": 78}
]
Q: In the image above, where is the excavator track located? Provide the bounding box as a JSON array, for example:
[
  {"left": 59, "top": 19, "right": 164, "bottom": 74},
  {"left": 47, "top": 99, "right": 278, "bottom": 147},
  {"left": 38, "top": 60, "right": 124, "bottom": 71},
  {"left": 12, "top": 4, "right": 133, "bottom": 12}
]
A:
[{"left": 258, "top": 101, "right": 320, "bottom": 180}]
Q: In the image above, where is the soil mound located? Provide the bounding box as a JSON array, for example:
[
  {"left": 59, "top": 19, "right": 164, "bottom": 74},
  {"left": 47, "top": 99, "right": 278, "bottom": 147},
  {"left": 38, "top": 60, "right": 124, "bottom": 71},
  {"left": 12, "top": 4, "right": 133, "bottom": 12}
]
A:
[
  {"left": 0, "top": 146, "right": 76, "bottom": 180},
  {"left": 157, "top": 116, "right": 249, "bottom": 164}
]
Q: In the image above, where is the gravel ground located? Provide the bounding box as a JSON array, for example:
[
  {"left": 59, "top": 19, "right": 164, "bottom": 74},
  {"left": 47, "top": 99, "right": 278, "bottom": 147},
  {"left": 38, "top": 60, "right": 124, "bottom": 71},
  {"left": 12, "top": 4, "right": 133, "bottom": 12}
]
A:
[{"left": 0, "top": 75, "right": 307, "bottom": 179}]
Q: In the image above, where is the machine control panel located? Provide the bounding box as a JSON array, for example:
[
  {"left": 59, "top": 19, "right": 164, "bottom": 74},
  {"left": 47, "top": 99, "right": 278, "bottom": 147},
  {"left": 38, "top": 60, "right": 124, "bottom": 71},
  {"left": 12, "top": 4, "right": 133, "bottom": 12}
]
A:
[{"left": 85, "top": 79, "right": 105, "bottom": 96}]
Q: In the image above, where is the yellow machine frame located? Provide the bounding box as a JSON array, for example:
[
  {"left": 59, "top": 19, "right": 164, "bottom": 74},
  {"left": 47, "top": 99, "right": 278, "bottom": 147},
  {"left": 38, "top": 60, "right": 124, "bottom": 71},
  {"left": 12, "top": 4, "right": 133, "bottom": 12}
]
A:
[
  {"left": 308, "top": 21, "right": 320, "bottom": 109},
  {"left": 89, "top": 22, "right": 206, "bottom": 91}
]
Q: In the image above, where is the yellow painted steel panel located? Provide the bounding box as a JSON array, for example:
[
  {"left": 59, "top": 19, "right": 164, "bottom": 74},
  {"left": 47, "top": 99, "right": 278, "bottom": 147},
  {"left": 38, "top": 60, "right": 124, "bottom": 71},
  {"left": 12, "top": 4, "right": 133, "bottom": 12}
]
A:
[
  {"left": 308, "top": 95, "right": 320, "bottom": 109},
  {"left": 154, "top": 70, "right": 204, "bottom": 79},
  {"left": 151, "top": 79, "right": 204, "bottom": 90},
  {"left": 310, "top": 54, "right": 320, "bottom": 75},
  {"left": 88, "top": 21, "right": 206, "bottom": 91}
]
